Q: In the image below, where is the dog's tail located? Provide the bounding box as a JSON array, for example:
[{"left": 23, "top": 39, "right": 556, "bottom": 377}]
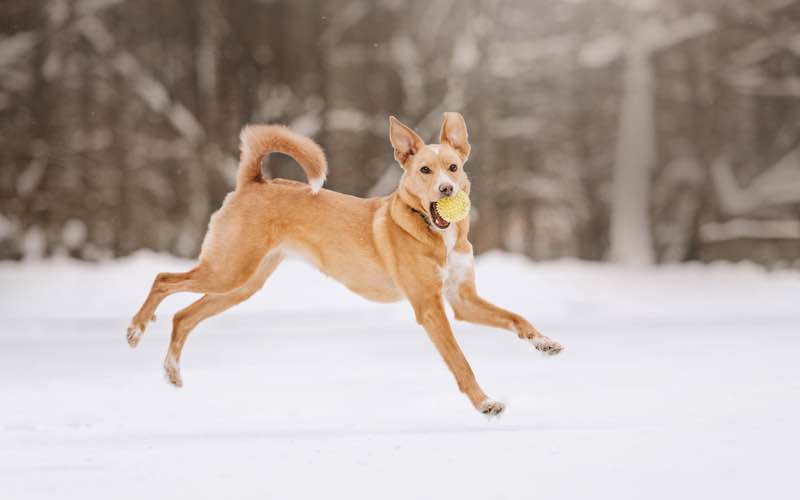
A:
[{"left": 237, "top": 124, "right": 327, "bottom": 193}]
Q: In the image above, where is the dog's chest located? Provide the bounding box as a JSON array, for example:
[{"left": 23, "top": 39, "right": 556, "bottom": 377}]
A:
[
  {"left": 439, "top": 226, "right": 460, "bottom": 283},
  {"left": 441, "top": 226, "right": 457, "bottom": 255}
]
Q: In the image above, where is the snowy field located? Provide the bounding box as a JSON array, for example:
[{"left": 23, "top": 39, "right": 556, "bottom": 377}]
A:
[{"left": 1, "top": 252, "right": 799, "bottom": 500}]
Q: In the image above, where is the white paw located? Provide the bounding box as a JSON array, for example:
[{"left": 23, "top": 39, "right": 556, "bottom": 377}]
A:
[
  {"left": 127, "top": 316, "right": 155, "bottom": 348},
  {"left": 164, "top": 355, "right": 183, "bottom": 388},
  {"left": 126, "top": 325, "right": 142, "bottom": 348},
  {"left": 479, "top": 399, "right": 506, "bottom": 418},
  {"left": 531, "top": 337, "right": 564, "bottom": 356}
]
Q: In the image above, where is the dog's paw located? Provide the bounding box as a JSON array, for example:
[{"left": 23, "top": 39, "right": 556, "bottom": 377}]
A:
[
  {"left": 532, "top": 337, "right": 564, "bottom": 356},
  {"left": 126, "top": 315, "right": 156, "bottom": 348},
  {"left": 126, "top": 324, "right": 143, "bottom": 348},
  {"left": 164, "top": 355, "right": 183, "bottom": 388},
  {"left": 478, "top": 399, "right": 506, "bottom": 418}
]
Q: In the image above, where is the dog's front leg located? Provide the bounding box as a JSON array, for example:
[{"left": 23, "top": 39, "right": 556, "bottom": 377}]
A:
[
  {"left": 444, "top": 249, "right": 563, "bottom": 356},
  {"left": 448, "top": 280, "right": 563, "bottom": 356},
  {"left": 410, "top": 294, "right": 505, "bottom": 416}
]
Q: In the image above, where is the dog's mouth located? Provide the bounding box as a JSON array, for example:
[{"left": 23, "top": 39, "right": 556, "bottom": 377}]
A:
[{"left": 429, "top": 202, "right": 450, "bottom": 229}]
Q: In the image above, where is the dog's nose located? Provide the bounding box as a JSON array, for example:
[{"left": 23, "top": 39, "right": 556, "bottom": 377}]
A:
[{"left": 439, "top": 183, "right": 454, "bottom": 197}]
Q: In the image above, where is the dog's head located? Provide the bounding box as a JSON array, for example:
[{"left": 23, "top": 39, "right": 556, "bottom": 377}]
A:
[{"left": 389, "top": 112, "right": 471, "bottom": 229}]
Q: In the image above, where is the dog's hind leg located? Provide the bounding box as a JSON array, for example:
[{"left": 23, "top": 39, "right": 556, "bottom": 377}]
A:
[
  {"left": 127, "top": 221, "right": 274, "bottom": 347},
  {"left": 127, "top": 270, "right": 192, "bottom": 347},
  {"left": 163, "top": 252, "right": 284, "bottom": 387}
]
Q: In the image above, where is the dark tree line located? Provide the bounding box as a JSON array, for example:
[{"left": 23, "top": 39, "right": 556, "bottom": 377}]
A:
[{"left": 1, "top": 0, "right": 799, "bottom": 266}]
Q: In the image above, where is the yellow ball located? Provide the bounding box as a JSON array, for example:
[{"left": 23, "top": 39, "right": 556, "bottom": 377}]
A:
[{"left": 435, "top": 190, "right": 471, "bottom": 223}]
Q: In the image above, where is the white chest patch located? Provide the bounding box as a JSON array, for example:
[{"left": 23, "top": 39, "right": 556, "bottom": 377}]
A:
[
  {"left": 442, "top": 250, "right": 474, "bottom": 300},
  {"left": 442, "top": 226, "right": 457, "bottom": 255},
  {"left": 438, "top": 226, "right": 473, "bottom": 298}
]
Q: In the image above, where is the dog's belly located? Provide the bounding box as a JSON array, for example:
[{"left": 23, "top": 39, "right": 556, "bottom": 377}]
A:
[
  {"left": 343, "top": 282, "right": 404, "bottom": 303},
  {"left": 315, "top": 262, "right": 404, "bottom": 303},
  {"left": 280, "top": 243, "right": 403, "bottom": 303}
]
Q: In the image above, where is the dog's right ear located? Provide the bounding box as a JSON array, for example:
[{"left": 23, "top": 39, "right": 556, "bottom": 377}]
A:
[{"left": 389, "top": 116, "right": 425, "bottom": 167}]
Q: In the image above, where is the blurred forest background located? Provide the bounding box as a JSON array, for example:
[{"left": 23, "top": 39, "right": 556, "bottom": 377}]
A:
[{"left": 1, "top": 0, "right": 800, "bottom": 266}]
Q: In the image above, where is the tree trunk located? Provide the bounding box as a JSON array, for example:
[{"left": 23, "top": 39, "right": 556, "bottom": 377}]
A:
[{"left": 610, "top": 39, "right": 656, "bottom": 266}]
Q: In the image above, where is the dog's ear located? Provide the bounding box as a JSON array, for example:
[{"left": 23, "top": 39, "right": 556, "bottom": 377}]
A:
[
  {"left": 439, "top": 112, "right": 470, "bottom": 161},
  {"left": 389, "top": 116, "right": 425, "bottom": 167}
]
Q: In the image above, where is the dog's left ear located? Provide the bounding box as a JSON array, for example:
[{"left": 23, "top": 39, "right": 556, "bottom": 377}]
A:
[{"left": 439, "top": 112, "right": 470, "bottom": 161}]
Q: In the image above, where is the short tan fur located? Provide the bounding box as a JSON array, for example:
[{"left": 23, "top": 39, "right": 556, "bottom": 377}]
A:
[{"left": 128, "top": 112, "right": 563, "bottom": 416}]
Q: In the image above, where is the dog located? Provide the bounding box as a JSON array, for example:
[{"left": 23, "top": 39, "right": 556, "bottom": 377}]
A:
[{"left": 127, "top": 112, "right": 563, "bottom": 416}]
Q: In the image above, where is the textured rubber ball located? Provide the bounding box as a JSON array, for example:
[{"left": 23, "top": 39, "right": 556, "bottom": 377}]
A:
[{"left": 434, "top": 190, "right": 470, "bottom": 223}]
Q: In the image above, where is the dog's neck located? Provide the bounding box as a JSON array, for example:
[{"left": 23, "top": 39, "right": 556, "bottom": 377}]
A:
[
  {"left": 388, "top": 190, "right": 441, "bottom": 246},
  {"left": 409, "top": 207, "right": 432, "bottom": 228}
]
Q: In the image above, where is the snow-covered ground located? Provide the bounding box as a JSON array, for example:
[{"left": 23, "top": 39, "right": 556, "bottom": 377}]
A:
[{"left": 1, "top": 252, "right": 799, "bottom": 499}]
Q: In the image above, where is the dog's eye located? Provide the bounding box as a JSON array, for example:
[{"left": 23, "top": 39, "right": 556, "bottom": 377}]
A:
[
  {"left": 449, "top": 164, "right": 458, "bottom": 172},
  {"left": 420, "top": 166, "right": 432, "bottom": 174}
]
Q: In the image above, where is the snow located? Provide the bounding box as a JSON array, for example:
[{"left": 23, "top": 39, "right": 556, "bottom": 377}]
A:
[
  {"left": 1, "top": 252, "right": 799, "bottom": 499},
  {"left": 711, "top": 148, "right": 800, "bottom": 216},
  {"left": 578, "top": 34, "right": 623, "bottom": 68},
  {"left": 0, "top": 32, "right": 38, "bottom": 67},
  {"left": 325, "top": 108, "right": 375, "bottom": 133}
]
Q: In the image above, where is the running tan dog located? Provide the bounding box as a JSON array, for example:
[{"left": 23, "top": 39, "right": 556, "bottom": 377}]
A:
[{"left": 128, "top": 112, "right": 563, "bottom": 416}]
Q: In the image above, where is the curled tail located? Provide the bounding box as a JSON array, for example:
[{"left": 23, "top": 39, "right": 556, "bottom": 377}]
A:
[{"left": 237, "top": 124, "right": 327, "bottom": 193}]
